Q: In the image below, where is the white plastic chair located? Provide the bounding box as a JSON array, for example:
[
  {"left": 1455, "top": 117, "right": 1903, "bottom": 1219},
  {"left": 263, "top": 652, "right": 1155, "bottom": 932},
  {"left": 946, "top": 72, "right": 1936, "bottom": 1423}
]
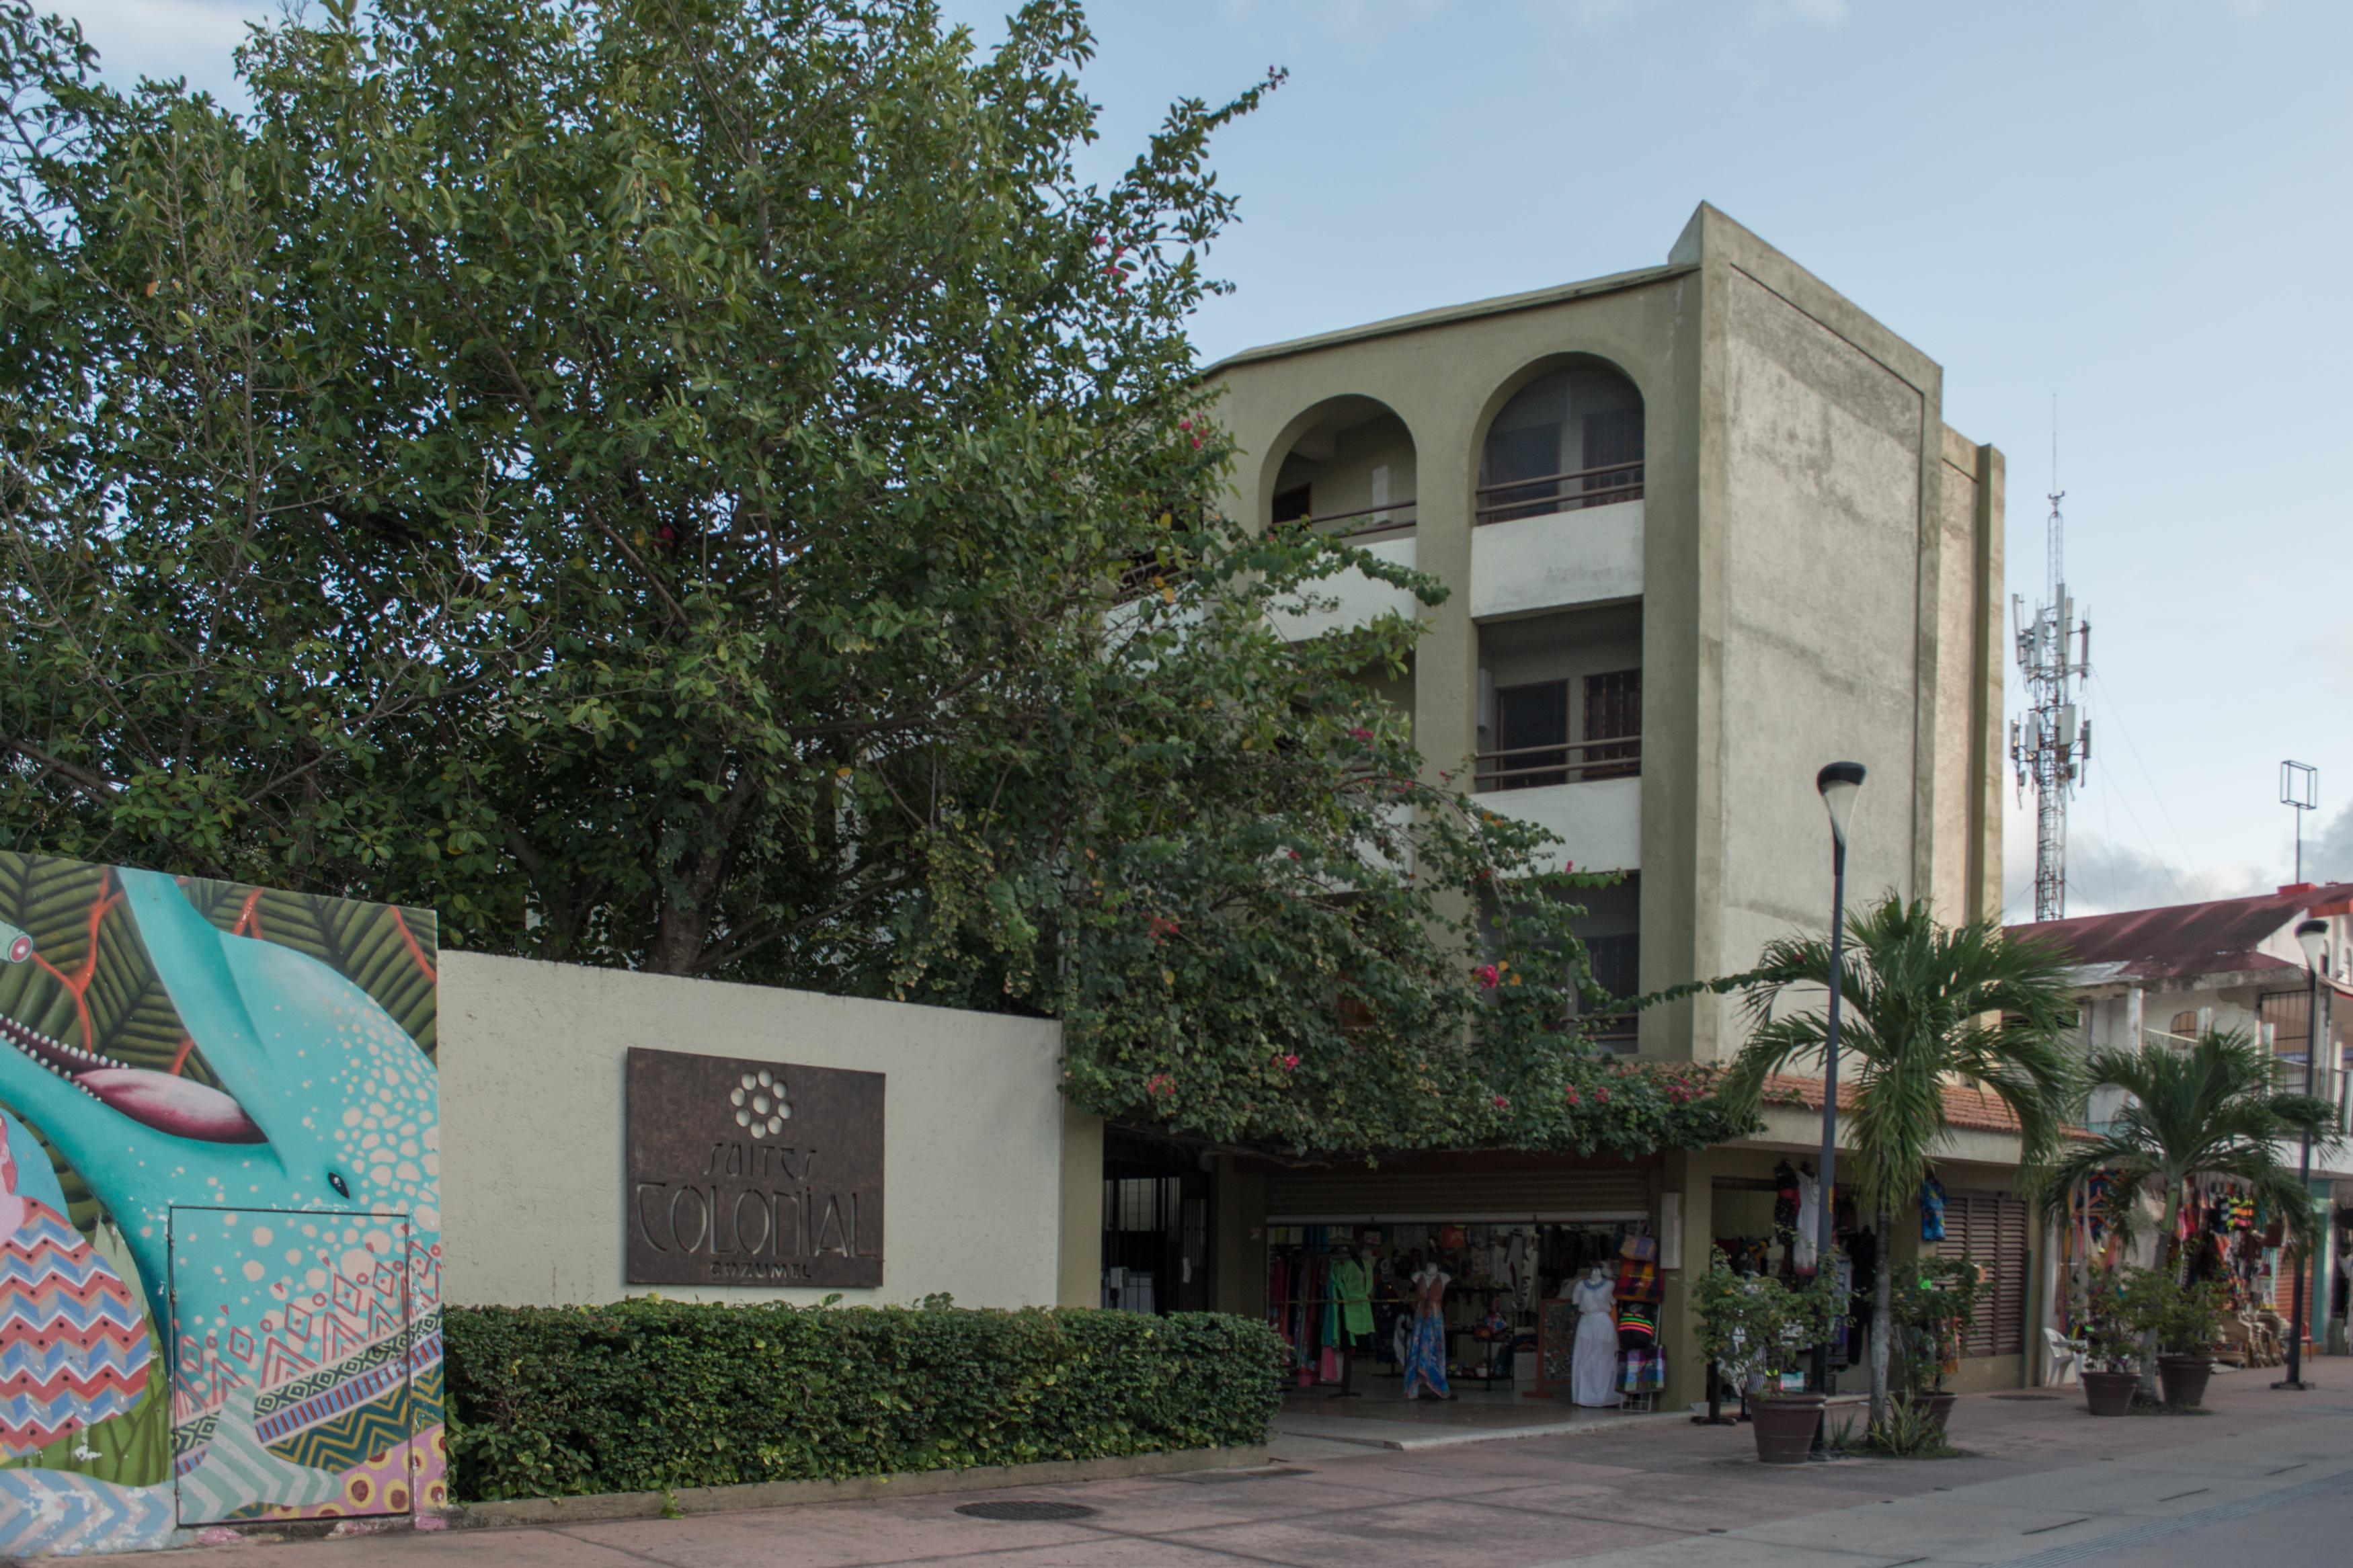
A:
[{"left": 2042, "top": 1327, "right": 2083, "bottom": 1387}]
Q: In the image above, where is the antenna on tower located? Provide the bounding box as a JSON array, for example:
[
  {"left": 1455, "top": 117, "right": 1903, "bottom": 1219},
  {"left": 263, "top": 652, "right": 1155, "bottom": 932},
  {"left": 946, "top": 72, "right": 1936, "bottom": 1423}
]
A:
[{"left": 2009, "top": 407, "right": 2092, "bottom": 921}]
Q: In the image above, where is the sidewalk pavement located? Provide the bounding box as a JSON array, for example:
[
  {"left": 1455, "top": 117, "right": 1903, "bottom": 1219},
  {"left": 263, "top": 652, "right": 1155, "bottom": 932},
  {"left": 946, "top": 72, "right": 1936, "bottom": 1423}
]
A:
[{"left": 57, "top": 1366, "right": 2353, "bottom": 1568}]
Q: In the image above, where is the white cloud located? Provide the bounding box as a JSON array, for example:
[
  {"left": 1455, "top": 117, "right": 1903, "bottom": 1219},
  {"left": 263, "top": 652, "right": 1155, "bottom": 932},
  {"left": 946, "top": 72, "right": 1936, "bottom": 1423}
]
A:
[
  {"left": 2309, "top": 802, "right": 2353, "bottom": 884},
  {"left": 2003, "top": 800, "right": 2270, "bottom": 920},
  {"left": 60, "top": 0, "right": 262, "bottom": 97}
]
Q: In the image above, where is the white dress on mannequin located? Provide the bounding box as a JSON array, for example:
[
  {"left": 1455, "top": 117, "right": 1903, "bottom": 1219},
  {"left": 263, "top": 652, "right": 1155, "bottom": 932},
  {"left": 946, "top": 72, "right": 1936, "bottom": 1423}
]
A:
[
  {"left": 1793, "top": 1169, "right": 1821, "bottom": 1274},
  {"left": 1568, "top": 1274, "right": 1622, "bottom": 1407}
]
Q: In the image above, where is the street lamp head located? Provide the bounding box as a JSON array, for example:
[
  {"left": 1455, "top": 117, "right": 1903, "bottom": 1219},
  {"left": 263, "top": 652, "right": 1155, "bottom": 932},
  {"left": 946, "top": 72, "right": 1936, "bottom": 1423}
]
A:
[
  {"left": 1817, "top": 761, "right": 1867, "bottom": 848},
  {"left": 2295, "top": 917, "right": 2327, "bottom": 971}
]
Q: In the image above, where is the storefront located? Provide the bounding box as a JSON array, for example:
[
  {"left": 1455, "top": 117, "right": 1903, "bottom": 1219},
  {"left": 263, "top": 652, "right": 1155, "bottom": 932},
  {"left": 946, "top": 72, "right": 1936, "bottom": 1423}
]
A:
[{"left": 1218, "top": 1153, "right": 1675, "bottom": 1407}]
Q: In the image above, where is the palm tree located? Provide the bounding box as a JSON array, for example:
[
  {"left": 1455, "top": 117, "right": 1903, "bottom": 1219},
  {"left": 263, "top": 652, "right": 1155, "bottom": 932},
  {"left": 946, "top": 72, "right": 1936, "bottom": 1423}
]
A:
[
  {"left": 2036, "top": 1028, "right": 2334, "bottom": 1396},
  {"left": 1717, "top": 896, "right": 2081, "bottom": 1426}
]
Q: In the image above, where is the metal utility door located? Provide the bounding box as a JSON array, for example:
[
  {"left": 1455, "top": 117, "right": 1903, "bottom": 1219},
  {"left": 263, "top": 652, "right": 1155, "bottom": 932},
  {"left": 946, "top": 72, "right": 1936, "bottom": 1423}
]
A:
[{"left": 168, "top": 1207, "right": 415, "bottom": 1526}]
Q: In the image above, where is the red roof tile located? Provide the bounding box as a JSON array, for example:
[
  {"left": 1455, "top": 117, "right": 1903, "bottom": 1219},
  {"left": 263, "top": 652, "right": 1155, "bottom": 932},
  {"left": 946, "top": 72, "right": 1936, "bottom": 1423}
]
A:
[
  {"left": 2004, "top": 883, "right": 2353, "bottom": 984},
  {"left": 1759, "top": 1074, "right": 2028, "bottom": 1134}
]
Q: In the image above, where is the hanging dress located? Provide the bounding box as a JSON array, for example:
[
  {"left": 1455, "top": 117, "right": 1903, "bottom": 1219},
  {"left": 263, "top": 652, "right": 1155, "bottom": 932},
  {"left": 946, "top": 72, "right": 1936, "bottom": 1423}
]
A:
[
  {"left": 1569, "top": 1274, "right": 1622, "bottom": 1407},
  {"left": 1401, "top": 1268, "right": 1453, "bottom": 1400}
]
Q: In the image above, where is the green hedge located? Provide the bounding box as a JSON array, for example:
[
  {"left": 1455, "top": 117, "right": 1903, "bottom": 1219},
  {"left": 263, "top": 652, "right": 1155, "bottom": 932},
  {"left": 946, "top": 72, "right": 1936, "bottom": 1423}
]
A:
[{"left": 441, "top": 1299, "right": 1288, "bottom": 1501}]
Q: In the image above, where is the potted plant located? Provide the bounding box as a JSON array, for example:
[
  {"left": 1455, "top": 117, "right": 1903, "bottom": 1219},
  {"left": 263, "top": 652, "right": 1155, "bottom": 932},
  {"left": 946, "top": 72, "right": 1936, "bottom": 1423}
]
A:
[
  {"left": 2073, "top": 1264, "right": 2142, "bottom": 1417},
  {"left": 1695, "top": 1259, "right": 1841, "bottom": 1464},
  {"left": 1888, "top": 1257, "right": 1987, "bottom": 1434},
  {"left": 2132, "top": 1272, "right": 2228, "bottom": 1409}
]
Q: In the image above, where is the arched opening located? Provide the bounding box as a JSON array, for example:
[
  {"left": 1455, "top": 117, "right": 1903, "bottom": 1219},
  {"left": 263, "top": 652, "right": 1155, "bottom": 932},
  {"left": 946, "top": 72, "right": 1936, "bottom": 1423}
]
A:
[
  {"left": 1474, "top": 359, "right": 1643, "bottom": 525},
  {"left": 1264, "top": 396, "right": 1417, "bottom": 540}
]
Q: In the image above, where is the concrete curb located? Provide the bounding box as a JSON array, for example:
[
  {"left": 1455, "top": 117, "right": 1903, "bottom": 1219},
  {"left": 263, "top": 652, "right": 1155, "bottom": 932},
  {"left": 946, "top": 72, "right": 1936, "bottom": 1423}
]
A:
[
  {"left": 1271, "top": 1407, "right": 1687, "bottom": 1452},
  {"left": 447, "top": 1444, "right": 1273, "bottom": 1528}
]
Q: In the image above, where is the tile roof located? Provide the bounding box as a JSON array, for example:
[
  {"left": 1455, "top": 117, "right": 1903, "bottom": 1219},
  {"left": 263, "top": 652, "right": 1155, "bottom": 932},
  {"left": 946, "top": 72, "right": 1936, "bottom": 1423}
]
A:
[
  {"left": 2004, "top": 883, "right": 2353, "bottom": 985},
  {"left": 1759, "top": 1075, "right": 2028, "bottom": 1134}
]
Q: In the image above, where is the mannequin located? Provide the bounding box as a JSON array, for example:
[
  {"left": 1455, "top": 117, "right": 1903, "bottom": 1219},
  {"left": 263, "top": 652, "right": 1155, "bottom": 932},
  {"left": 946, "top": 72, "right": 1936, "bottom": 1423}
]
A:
[
  {"left": 1327, "top": 1247, "right": 1375, "bottom": 1398},
  {"left": 1568, "top": 1263, "right": 1621, "bottom": 1407},
  {"left": 1401, "top": 1261, "right": 1456, "bottom": 1401},
  {"left": 1793, "top": 1161, "right": 1821, "bottom": 1275}
]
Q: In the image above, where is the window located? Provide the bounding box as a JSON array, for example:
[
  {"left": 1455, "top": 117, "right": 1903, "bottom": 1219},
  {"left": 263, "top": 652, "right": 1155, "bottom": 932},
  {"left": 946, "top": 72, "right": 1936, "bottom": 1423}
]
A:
[
  {"left": 1477, "top": 363, "right": 1644, "bottom": 524},
  {"left": 2169, "top": 1010, "right": 2198, "bottom": 1037},
  {"left": 1933, "top": 1189, "right": 2030, "bottom": 1358},
  {"left": 1583, "top": 669, "right": 1641, "bottom": 780},
  {"left": 1493, "top": 681, "right": 1568, "bottom": 789},
  {"left": 1580, "top": 407, "right": 1644, "bottom": 506},
  {"left": 1585, "top": 934, "right": 1639, "bottom": 1005}
]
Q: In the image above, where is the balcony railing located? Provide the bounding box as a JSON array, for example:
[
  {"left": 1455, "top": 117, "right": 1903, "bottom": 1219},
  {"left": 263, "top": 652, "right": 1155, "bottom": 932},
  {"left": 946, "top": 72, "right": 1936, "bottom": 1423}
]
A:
[
  {"left": 1474, "top": 460, "right": 1644, "bottom": 525},
  {"left": 1474, "top": 735, "right": 1640, "bottom": 791},
  {"left": 1281, "top": 498, "right": 1418, "bottom": 541}
]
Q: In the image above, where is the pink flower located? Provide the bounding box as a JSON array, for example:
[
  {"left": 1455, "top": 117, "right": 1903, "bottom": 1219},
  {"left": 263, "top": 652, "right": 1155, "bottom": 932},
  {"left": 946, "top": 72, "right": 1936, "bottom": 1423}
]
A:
[
  {"left": 1287, "top": 850, "right": 1302, "bottom": 861},
  {"left": 1564, "top": 1087, "right": 1581, "bottom": 1106},
  {"left": 1492, "top": 1094, "right": 1509, "bottom": 1110},
  {"left": 1593, "top": 1086, "right": 1611, "bottom": 1104},
  {"left": 1349, "top": 726, "right": 1373, "bottom": 741},
  {"left": 1564, "top": 860, "right": 1575, "bottom": 873},
  {"left": 1281, "top": 1054, "right": 1300, "bottom": 1072},
  {"left": 1474, "top": 964, "right": 1500, "bottom": 990},
  {"left": 1179, "top": 419, "right": 1193, "bottom": 432},
  {"left": 1146, "top": 1073, "right": 1174, "bottom": 1099}
]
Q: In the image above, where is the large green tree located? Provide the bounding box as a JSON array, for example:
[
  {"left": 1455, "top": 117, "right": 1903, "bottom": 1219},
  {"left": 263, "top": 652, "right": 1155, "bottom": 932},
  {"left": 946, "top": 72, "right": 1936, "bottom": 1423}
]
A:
[
  {"left": 1715, "top": 897, "right": 2080, "bottom": 1426},
  {"left": 0, "top": 0, "right": 1737, "bottom": 1155}
]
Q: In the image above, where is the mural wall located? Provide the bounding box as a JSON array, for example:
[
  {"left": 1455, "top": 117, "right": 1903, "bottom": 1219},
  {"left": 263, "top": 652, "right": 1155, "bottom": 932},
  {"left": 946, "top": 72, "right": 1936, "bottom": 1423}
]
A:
[{"left": 0, "top": 851, "right": 440, "bottom": 1556}]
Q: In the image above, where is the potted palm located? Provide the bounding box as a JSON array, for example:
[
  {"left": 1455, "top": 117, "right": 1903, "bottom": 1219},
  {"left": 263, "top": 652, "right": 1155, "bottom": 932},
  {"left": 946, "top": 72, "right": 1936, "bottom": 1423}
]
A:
[
  {"left": 2130, "top": 1272, "right": 2228, "bottom": 1409},
  {"left": 2034, "top": 1030, "right": 2331, "bottom": 1401},
  {"left": 1716, "top": 898, "right": 2079, "bottom": 1430},
  {"left": 1888, "top": 1257, "right": 1987, "bottom": 1434},
  {"left": 2075, "top": 1264, "right": 2142, "bottom": 1417},
  {"left": 1695, "top": 1258, "right": 1841, "bottom": 1464}
]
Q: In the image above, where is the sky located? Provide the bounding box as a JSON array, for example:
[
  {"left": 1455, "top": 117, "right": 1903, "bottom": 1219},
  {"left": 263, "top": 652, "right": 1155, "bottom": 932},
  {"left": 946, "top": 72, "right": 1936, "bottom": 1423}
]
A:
[{"left": 48, "top": 0, "right": 2353, "bottom": 919}]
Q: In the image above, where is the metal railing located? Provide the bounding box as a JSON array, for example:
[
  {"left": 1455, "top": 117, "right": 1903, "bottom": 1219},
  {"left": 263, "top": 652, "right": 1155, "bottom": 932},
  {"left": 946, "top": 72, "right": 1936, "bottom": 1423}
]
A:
[
  {"left": 1474, "top": 460, "right": 1644, "bottom": 525},
  {"left": 1279, "top": 498, "right": 1417, "bottom": 541},
  {"left": 1473, "top": 735, "right": 1640, "bottom": 791}
]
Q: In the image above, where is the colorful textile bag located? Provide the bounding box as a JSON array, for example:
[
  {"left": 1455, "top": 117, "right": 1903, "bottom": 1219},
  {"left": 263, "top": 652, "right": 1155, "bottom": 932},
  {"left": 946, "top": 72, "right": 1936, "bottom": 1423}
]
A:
[{"left": 1615, "top": 1257, "right": 1662, "bottom": 1302}]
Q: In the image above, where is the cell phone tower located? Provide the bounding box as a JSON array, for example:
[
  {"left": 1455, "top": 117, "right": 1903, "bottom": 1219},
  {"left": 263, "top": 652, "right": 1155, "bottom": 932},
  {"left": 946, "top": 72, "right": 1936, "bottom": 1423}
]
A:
[{"left": 2009, "top": 438, "right": 2091, "bottom": 921}]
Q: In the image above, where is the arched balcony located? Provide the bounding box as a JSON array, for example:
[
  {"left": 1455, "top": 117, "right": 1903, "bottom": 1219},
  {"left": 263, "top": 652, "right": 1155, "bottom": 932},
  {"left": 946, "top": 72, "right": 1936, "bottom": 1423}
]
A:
[
  {"left": 1267, "top": 397, "right": 1417, "bottom": 540},
  {"left": 1475, "top": 360, "right": 1643, "bottom": 526}
]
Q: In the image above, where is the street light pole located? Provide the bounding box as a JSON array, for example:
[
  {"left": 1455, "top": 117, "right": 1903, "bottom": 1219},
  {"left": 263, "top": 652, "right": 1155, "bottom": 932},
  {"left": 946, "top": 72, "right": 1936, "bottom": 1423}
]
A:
[
  {"left": 2276, "top": 917, "right": 2327, "bottom": 1392},
  {"left": 1810, "top": 762, "right": 1866, "bottom": 1454}
]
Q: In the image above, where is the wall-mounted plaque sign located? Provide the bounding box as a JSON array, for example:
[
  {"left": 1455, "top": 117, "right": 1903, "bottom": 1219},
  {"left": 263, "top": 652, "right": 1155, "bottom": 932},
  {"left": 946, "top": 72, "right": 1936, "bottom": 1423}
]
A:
[{"left": 625, "top": 1047, "right": 883, "bottom": 1288}]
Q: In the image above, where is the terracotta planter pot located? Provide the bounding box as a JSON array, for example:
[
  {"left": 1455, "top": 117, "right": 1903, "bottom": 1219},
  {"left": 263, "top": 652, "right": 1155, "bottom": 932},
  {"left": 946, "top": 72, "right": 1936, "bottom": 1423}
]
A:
[
  {"left": 2081, "top": 1369, "right": 2138, "bottom": 1417},
  {"left": 1895, "top": 1389, "right": 1958, "bottom": 1433},
  {"left": 1749, "top": 1393, "right": 1825, "bottom": 1464},
  {"left": 2156, "top": 1355, "right": 2213, "bottom": 1409}
]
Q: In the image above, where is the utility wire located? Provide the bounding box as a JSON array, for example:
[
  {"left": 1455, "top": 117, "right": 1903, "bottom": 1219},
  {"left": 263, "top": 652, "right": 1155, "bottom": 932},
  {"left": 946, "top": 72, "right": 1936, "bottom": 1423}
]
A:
[{"left": 2088, "top": 667, "right": 2201, "bottom": 874}]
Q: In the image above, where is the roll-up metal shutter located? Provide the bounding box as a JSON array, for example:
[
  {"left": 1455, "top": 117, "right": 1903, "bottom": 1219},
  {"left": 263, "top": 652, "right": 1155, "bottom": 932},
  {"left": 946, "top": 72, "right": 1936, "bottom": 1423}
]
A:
[{"left": 1264, "top": 1167, "right": 1650, "bottom": 1221}]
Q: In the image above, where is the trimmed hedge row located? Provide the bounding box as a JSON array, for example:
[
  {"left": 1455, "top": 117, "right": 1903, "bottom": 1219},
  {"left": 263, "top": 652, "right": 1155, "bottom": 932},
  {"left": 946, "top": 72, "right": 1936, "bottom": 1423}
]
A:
[{"left": 442, "top": 1299, "right": 1289, "bottom": 1501}]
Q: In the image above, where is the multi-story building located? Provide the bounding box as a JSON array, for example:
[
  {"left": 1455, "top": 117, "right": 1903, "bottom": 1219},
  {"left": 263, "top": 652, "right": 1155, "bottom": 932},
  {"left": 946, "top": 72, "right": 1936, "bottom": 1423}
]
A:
[
  {"left": 1166, "top": 205, "right": 2052, "bottom": 1408},
  {"left": 1215, "top": 201, "right": 2004, "bottom": 1057}
]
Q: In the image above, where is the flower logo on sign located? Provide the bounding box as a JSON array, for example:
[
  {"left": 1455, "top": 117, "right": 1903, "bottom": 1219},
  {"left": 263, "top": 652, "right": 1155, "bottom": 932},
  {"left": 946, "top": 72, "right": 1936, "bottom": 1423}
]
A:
[{"left": 729, "top": 1069, "right": 791, "bottom": 1139}]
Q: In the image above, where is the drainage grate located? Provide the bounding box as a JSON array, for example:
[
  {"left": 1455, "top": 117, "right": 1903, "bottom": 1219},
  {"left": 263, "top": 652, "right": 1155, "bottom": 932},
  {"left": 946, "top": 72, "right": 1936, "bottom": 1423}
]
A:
[
  {"left": 955, "top": 1501, "right": 1099, "bottom": 1522},
  {"left": 1990, "top": 1393, "right": 2063, "bottom": 1401}
]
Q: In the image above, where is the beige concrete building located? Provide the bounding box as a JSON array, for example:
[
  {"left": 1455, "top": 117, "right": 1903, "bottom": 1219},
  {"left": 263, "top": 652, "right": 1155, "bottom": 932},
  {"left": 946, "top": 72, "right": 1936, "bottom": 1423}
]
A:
[{"left": 1181, "top": 204, "right": 2041, "bottom": 1407}]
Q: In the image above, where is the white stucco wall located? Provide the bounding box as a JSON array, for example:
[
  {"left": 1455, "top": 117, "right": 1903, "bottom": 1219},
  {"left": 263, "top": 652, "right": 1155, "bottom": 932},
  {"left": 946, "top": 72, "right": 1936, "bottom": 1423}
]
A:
[
  {"left": 435, "top": 952, "right": 1076, "bottom": 1310},
  {"left": 1480, "top": 775, "right": 1642, "bottom": 872},
  {"left": 1273, "top": 534, "right": 1421, "bottom": 640},
  {"left": 1469, "top": 498, "right": 1644, "bottom": 620}
]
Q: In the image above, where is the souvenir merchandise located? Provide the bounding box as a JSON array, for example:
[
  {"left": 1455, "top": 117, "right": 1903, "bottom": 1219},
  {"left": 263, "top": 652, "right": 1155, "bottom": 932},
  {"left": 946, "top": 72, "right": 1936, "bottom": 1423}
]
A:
[
  {"left": 1402, "top": 1263, "right": 1455, "bottom": 1400},
  {"left": 1919, "top": 1173, "right": 1948, "bottom": 1243}
]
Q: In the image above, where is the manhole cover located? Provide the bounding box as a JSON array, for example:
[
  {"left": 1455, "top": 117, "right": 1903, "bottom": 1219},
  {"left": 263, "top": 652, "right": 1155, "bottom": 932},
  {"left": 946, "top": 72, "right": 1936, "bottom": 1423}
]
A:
[
  {"left": 955, "top": 1501, "right": 1098, "bottom": 1522},
  {"left": 1990, "top": 1393, "right": 2062, "bottom": 1401}
]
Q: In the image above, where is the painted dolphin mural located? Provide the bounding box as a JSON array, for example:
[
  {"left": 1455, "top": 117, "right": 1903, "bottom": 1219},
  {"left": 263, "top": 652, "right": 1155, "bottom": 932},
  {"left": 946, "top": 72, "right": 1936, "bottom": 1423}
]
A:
[{"left": 0, "top": 858, "right": 440, "bottom": 1557}]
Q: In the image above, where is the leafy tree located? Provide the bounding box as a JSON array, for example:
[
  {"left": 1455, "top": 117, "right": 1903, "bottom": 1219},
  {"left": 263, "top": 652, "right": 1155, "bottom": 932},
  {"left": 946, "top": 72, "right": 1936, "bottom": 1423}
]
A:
[
  {"left": 2035, "top": 1028, "right": 2331, "bottom": 1395},
  {"left": 0, "top": 0, "right": 1733, "bottom": 1154},
  {"left": 1714, "top": 897, "right": 2079, "bottom": 1425}
]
